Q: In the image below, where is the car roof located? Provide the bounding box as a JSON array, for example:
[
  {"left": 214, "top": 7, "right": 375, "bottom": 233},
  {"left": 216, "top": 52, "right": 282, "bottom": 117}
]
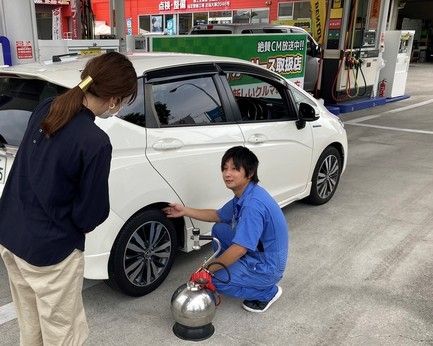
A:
[
  {"left": 191, "top": 23, "right": 308, "bottom": 32},
  {"left": 0, "top": 52, "right": 258, "bottom": 88},
  {"left": 189, "top": 23, "right": 316, "bottom": 43}
]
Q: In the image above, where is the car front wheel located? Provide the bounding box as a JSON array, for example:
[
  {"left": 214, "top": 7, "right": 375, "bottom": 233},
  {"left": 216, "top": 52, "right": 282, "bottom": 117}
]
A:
[
  {"left": 307, "top": 146, "right": 342, "bottom": 205},
  {"left": 107, "top": 209, "right": 177, "bottom": 296}
]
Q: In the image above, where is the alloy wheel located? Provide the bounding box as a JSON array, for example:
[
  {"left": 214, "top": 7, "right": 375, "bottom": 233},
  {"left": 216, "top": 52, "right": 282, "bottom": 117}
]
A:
[
  {"left": 123, "top": 221, "right": 172, "bottom": 287},
  {"left": 316, "top": 154, "right": 340, "bottom": 199}
]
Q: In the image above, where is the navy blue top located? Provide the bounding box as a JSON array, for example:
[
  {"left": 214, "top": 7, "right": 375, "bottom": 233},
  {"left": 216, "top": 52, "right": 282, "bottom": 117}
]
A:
[
  {"left": 0, "top": 98, "right": 112, "bottom": 266},
  {"left": 217, "top": 182, "right": 289, "bottom": 280}
]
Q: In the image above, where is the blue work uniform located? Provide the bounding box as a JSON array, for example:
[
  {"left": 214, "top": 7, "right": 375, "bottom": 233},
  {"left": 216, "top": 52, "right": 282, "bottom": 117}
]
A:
[{"left": 213, "top": 182, "right": 289, "bottom": 301}]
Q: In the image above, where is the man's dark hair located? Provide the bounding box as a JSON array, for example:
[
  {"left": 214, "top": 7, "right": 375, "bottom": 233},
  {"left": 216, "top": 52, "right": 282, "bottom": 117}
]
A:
[{"left": 221, "top": 146, "right": 259, "bottom": 183}]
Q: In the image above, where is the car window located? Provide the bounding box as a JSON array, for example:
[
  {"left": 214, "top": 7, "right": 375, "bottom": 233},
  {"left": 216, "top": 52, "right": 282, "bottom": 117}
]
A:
[
  {"left": 289, "top": 86, "right": 318, "bottom": 113},
  {"left": 151, "top": 76, "right": 226, "bottom": 126},
  {"left": 0, "top": 77, "right": 66, "bottom": 147},
  {"left": 117, "top": 78, "right": 145, "bottom": 127},
  {"left": 226, "top": 73, "right": 295, "bottom": 122}
]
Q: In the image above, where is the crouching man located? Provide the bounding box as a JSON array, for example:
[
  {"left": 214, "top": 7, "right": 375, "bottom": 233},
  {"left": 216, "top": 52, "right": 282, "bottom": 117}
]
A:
[{"left": 164, "top": 146, "right": 289, "bottom": 313}]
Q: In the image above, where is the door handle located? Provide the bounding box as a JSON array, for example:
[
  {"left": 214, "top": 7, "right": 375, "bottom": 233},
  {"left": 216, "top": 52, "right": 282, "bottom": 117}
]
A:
[
  {"left": 152, "top": 138, "right": 184, "bottom": 150},
  {"left": 247, "top": 134, "right": 267, "bottom": 144}
]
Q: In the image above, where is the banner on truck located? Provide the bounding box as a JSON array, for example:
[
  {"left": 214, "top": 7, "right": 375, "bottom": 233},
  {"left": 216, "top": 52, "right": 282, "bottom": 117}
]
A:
[{"left": 151, "top": 34, "right": 307, "bottom": 88}]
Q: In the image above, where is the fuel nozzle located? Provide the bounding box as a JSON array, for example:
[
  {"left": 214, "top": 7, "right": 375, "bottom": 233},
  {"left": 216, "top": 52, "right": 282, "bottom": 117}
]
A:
[{"left": 192, "top": 228, "right": 201, "bottom": 250}]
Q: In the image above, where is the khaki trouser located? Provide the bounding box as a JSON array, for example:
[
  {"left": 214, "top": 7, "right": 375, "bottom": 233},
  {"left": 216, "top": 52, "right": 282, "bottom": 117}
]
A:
[{"left": 0, "top": 245, "right": 89, "bottom": 346}]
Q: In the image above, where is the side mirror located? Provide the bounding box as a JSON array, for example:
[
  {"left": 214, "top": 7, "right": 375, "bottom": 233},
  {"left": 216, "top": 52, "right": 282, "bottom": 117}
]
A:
[
  {"left": 299, "top": 102, "right": 319, "bottom": 120},
  {"left": 311, "top": 44, "right": 321, "bottom": 57},
  {"left": 306, "top": 40, "right": 321, "bottom": 57},
  {"left": 296, "top": 102, "right": 319, "bottom": 129}
]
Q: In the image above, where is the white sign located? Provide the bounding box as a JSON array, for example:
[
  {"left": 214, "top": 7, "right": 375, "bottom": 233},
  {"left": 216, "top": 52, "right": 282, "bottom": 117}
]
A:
[
  {"left": 158, "top": 0, "right": 230, "bottom": 11},
  {"left": 16, "top": 41, "right": 33, "bottom": 60},
  {"left": 34, "top": 0, "right": 70, "bottom": 4},
  {"left": 127, "top": 18, "right": 132, "bottom": 35},
  {"left": 52, "top": 8, "right": 62, "bottom": 40}
]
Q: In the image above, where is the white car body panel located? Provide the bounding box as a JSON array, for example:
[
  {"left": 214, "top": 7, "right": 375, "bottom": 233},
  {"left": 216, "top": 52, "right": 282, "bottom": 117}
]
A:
[
  {"left": 238, "top": 120, "right": 313, "bottom": 202},
  {"left": 0, "top": 147, "right": 17, "bottom": 197},
  {"left": 286, "top": 83, "right": 348, "bottom": 174},
  {"left": 84, "top": 210, "right": 124, "bottom": 279},
  {"left": 146, "top": 124, "right": 241, "bottom": 237}
]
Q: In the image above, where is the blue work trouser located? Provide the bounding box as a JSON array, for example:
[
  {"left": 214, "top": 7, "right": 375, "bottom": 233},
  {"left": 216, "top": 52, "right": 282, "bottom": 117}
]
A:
[{"left": 211, "top": 223, "right": 278, "bottom": 302}]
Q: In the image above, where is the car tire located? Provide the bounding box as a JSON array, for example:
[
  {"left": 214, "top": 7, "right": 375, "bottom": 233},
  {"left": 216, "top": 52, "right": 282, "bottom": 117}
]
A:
[
  {"left": 107, "top": 209, "right": 177, "bottom": 297},
  {"left": 306, "top": 146, "right": 342, "bottom": 205}
]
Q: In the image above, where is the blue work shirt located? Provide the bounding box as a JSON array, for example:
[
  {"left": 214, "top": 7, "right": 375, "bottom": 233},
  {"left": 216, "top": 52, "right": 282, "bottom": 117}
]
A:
[
  {"left": 217, "top": 182, "right": 289, "bottom": 279},
  {"left": 0, "top": 98, "right": 112, "bottom": 266}
]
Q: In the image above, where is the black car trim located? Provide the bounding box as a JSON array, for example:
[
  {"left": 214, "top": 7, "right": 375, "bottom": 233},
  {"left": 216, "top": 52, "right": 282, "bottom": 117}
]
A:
[
  {"left": 144, "top": 63, "right": 220, "bottom": 83},
  {"left": 216, "top": 62, "right": 286, "bottom": 84}
]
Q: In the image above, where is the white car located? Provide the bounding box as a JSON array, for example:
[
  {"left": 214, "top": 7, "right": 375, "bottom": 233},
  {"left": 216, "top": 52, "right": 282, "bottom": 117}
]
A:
[{"left": 0, "top": 52, "right": 347, "bottom": 296}]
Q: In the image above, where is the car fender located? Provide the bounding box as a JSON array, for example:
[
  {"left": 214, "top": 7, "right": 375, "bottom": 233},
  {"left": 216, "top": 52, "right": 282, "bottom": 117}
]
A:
[
  {"left": 95, "top": 117, "right": 188, "bottom": 229},
  {"left": 84, "top": 165, "right": 184, "bottom": 279},
  {"left": 308, "top": 114, "right": 348, "bottom": 181}
]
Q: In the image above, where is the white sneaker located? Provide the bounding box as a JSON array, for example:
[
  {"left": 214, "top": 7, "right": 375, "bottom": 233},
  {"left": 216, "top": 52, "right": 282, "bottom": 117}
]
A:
[{"left": 242, "top": 285, "right": 282, "bottom": 313}]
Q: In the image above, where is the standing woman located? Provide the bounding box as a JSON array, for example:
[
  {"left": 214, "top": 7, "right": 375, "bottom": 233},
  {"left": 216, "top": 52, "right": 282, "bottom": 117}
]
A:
[{"left": 0, "top": 52, "right": 137, "bottom": 345}]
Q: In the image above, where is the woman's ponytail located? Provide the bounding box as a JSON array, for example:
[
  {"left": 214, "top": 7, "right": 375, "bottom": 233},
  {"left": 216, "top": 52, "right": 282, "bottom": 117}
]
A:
[
  {"left": 41, "top": 52, "right": 137, "bottom": 136},
  {"left": 41, "top": 86, "right": 85, "bottom": 136}
]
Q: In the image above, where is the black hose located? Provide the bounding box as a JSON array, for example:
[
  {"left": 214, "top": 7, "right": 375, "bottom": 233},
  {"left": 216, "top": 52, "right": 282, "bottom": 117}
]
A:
[
  {"left": 331, "top": 52, "right": 347, "bottom": 102},
  {"left": 358, "top": 63, "right": 367, "bottom": 97},
  {"left": 206, "top": 261, "right": 231, "bottom": 284}
]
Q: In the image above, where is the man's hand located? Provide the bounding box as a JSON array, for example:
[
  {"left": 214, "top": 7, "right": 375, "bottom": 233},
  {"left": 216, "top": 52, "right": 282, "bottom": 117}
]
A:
[
  {"left": 162, "top": 203, "right": 220, "bottom": 222},
  {"left": 163, "top": 203, "right": 185, "bottom": 218}
]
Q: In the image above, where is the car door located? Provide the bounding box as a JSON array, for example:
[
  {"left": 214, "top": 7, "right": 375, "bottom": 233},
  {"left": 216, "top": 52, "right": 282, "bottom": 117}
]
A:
[
  {"left": 144, "top": 65, "right": 243, "bottom": 232},
  {"left": 219, "top": 64, "right": 314, "bottom": 204}
]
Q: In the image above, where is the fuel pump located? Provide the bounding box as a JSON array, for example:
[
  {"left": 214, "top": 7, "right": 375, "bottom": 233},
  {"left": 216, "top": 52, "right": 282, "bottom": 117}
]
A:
[
  {"left": 319, "top": 0, "right": 390, "bottom": 104},
  {"left": 379, "top": 30, "right": 414, "bottom": 98}
]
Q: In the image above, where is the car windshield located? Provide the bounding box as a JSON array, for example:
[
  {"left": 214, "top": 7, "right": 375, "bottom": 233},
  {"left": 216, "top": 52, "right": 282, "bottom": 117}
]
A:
[{"left": 0, "top": 77, "right": 66, "bottom": 147}]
